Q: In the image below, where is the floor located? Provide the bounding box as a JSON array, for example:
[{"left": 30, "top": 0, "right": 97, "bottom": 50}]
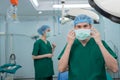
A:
[
  {"left": 14, "top": 78, "right": 120, "bottom": 80},
  {"left": 14, "top": 77, "right": 57, "bottom": 80}
]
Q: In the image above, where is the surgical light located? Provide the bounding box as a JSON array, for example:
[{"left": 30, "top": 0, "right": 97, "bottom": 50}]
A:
[
  {"left": 88, "top": 0, "right": 120, "bottom": 24},
  {"left": 53, "top": 4, "right": 91, "bottom": 9},
  {"left": 64, "top": 8, "right": 100, "bottom": 24},
  {"left": 30, "top": 0, "right": 39, "bottom": 7}
]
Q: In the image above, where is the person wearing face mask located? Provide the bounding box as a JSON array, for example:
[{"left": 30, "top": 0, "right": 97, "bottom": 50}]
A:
[
  {"left": 58, "top": 14, "right": 118, "bottom": 80},
  {"left": 32, "top": 25, "right": 56, "bottom": 80}
]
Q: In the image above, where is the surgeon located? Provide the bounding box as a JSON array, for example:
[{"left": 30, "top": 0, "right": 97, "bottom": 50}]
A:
[
  {"left": 58, "top": 14, "right": 118, "bottom": 80},
  {"left": 32, "top": 25, "right": 56, "bottom": 80}
]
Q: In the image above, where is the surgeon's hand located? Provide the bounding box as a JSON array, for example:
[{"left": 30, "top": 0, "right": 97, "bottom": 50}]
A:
[
  {"left": 52, "top": 43, "right": 56, "bottom": 49},
  {"left": 91, "top": 27, "right": 102, "bottom": 44},
  {"left": 67, "top": 30, "right": 76, "bottom": 45}
]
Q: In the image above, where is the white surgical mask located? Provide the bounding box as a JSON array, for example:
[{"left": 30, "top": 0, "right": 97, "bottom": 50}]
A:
[
  {"left": 46, "top": 32, "right": 51, "bottom": 38},
  {"left": 75, "top": 29, "right": 91, "bottom": 40}
]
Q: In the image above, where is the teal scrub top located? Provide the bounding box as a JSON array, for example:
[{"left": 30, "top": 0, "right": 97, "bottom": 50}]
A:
[
  {"left": 32, "top": 39, "right": 54, "bottom": 78},
  {"left": 58, "top": 38, "right": 117, "bottom": 80}
]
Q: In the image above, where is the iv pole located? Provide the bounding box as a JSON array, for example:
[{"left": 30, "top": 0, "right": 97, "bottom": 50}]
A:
[{"left": 5, "top": 16, "right": 9, "bottom": 64}]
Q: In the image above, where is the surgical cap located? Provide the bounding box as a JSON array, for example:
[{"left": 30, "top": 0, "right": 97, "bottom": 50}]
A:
[
  {"left": 74, "top": 14, "right": 93, "bottom": 26},
  {"left": 37, "top": 25, "right": 50, "bottom": 35}
]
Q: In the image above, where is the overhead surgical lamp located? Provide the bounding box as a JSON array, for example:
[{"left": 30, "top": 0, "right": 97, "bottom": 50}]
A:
[
  {"left": 53, "top": 4, "right": 91, "bottom": 9},
  {"left": 30, "top": 0, "right": 39, "bottom": 8},
  {"left": 88, "top": 0, "right": 120, "bottom": 24},
  {"left": 64, "top": 8, "right": 100, "bottom": 24}
]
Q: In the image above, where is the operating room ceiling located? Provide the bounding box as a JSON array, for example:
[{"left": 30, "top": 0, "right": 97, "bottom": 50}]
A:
[{"left": 0, "top": 0, "right": 89, "bottom": 16}]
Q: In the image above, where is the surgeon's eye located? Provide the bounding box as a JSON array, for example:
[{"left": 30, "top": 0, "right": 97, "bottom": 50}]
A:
[
  {"left": 76, "top": 25, "right": 81, "bottom": 28},
  {"left": 83, "top": 25, "right": 89, "bottom": 28}
]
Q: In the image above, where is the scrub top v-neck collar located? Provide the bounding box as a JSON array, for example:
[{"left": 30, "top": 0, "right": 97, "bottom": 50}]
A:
[{"left": 40, "top": 39, "right": 48, "bottom": 45}]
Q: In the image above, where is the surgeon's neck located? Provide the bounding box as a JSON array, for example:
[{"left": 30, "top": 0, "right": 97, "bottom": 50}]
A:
[
  {"left": 41, "top": 36, "right": 47, "bottom": 41},
  {"left": 80, "top": 38, "right": 90, "bottom": 46}
]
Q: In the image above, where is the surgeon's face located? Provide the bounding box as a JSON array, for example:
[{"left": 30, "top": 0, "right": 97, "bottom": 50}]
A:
[
  {"left": 44, "top": 28, "right": 51, "bottom": 38},
  {"left": 43, "top": 28, "right": 51, "bottom": 36},
  {"left": 74, "top": 22, "right": 92, "bottom": 40},
  {"left": 74, "top": 22, "right": 91, "bottom": 30},
  {"left": 46, "top": 28, "right": 51, "bottom": 32}
]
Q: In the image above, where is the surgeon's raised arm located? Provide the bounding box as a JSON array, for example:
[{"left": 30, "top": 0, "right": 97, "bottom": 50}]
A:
[
  {"left": 58, "top": 30, "right": 75, "bottom": 72},
  {"left": 91, "top": 27, "right": 118, "bottom": 72}
]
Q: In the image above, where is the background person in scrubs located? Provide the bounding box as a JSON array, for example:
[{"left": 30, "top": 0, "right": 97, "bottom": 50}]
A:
[
  {"left": 32, "top": 25, "right": 56, "bottom": 80},
  {"left": 58, "top": 14, "right": 118, "bottom": 80}
]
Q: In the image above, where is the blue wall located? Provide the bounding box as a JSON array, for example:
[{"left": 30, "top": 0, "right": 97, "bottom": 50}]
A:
[{"left": 0, "top": 15, "right": 120, "bottom": 78}]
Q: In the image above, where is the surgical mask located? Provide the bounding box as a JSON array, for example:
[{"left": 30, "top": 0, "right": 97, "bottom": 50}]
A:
[
  {"left": 46, "top": 32, "right": 51, "bottom": 38},
  {"left": 75, "top": 29, "right": 91, "bottom": 40}
]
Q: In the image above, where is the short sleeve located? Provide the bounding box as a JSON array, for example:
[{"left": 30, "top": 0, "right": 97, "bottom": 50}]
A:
[
  {"left": 32, "top": 41, "right": 40, "bottom": 56},
  {"left": 102, "top": 40, "right": 117, "bottom": 59}
]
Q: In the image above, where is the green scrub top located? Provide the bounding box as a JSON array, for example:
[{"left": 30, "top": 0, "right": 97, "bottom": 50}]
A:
[
  {"left": 32, "top": 39, "right": 54, "bottom": 78},
  {"left": 58, "top": 38, "right": 117, "bottom": 80}
]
